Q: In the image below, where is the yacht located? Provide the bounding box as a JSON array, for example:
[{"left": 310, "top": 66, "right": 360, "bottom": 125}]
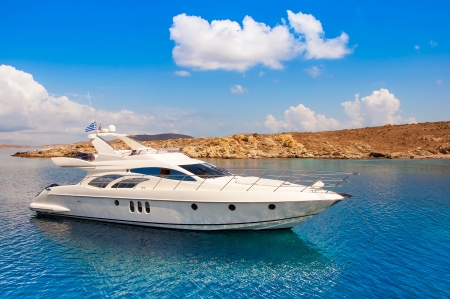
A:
[{"left": 30, "top": 126, "right": 356, "bottom": 230}]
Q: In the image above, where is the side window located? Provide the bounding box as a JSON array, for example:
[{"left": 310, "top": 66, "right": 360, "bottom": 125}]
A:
[
  {"left": 88, "top": 175, "right": 122, "bottom": 188},
  {"left": 169, "top": 169, "right": 196, "bottom": 181},
  {"left": 130, "top": 167, "right": 160, "bottom": 176},
  {"left": 111, "top": 178, "right": 149, "bottom": 188},
  {"left": 130, "top": 168, "right": 196, "bottom": 181}
]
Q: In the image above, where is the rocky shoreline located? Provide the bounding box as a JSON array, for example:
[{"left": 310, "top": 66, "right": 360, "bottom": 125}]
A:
[{"left": 12, "top": 121, "right": 450, "bottom": 159}]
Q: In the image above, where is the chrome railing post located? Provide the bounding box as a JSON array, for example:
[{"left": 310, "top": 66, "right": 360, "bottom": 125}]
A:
[
  {"left": 273, "top": 175, "right": 292, "bottom": 192},
  {"left": 300, "top": 175, "right": 323, "bottom": 192},
  {"left": 118, "top": 175, "right": 126, "bottom": 189},
  {"left": 173, "top": 175, "right": 186, "bottom": 190},
  {"left": 220, "top": 175, "right": 236, "bottom": 191},
  {"left": 153, "top": 175, "right": 164, "bottom": 190},
  {"left": 275, "top": 169, "right": 287, "bottom": 180},
  {"left": 196, "top": 177, "right": 208, "bottom": 190},
  {"left": 326, "top": 174, "right": 351, "bottom": 193},
  {"left": 246, "top": 169, "right": 267, "bottom": 191},
  {"left": 291, "top": 170, "right": 308, "bottom": 185}
]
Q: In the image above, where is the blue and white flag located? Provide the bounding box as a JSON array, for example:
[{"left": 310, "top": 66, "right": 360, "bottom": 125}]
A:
[{"left": 85, "top": 122, "right": 97, "bottom": 132}]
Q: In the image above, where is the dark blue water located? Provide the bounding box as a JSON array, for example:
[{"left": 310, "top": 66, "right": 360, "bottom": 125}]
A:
[{"left": 1, "top": 150, "right": 449, "bottom": 298}]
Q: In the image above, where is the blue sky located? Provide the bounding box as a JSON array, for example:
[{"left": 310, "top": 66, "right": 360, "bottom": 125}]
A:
[{"left": 0, "top": 0, "right": 449, "bottom": 144}]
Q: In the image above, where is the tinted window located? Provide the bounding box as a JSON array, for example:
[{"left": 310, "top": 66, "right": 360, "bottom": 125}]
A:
[
  {"left": 111, "top": 178, "right": 149, "bottom": 188},
  {"left": 129, "top": 201, "right": 135, "bottom": 212},
  {"left": 130, "top": 168, "right": 196, "bottom": 181},
  {"left": 130, "top": 167, "right": 160, "bottom": 176},
  {"left": 145, "top": 202, "right": 150, "bottom": 213},
  {"left": 179, "top": 163, "right": 232, "bottom": 178},
  {"left": 88, "top": 175, "right": 122, "bottom": 188}
]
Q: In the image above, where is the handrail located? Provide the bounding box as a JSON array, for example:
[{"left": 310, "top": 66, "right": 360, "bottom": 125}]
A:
[
  {"left": 62, "top": 169, "right": 357, "bottom": 193},
  {"left": 273, "top": 175, "right": 292, "bottom": 192},
  {"left": 246, "top": 169, "right": 267, "bottom": 191},
  {"left": 220, "top": 175, "right": 236, "bottom": 191}
]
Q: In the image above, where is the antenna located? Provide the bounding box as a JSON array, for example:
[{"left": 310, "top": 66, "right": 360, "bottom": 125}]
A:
[{"left": 88, "top": 92, "right": 95, "bottom": 123}]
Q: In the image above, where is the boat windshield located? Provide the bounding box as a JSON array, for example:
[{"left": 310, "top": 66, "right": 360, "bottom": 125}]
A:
[{"left": 179, "top": 163, "right": 232, "bottom": 178}]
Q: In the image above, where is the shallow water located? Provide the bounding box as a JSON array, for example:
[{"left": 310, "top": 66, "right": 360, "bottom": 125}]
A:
[{"left": 1, "top": 150, "right": 449, "bottom": 298}]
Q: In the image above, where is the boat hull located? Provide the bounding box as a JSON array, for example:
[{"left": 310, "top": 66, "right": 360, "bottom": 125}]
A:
[
  {"left": 30, "top": 186, "right": 342, "bottom": 231},
  {"left": 34, "top": 212, "right": 315, "bottom": 230}
]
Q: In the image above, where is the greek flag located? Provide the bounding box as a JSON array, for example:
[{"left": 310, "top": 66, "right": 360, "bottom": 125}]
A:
[{"left": 85, "top": 122, "right": 97, "bottom": 132}]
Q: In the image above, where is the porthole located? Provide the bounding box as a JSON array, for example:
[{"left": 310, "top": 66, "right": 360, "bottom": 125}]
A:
[
  {"left": 191, "top": 203, "right": 198, "bottom": 210},
  {"left": 129, "top": 201, "right": 135, "bottom": 213},
  {"left": 145, "top": 202, "right": 150, "bottom": 213},
  {"left": 114, "top": 200, "right": 119, "bottom": 206},
  {"left": 228, "top": 204, "right": 236, "bottom": 211},
  {"left": 268, "top": 204, "right": 276, "bottom": 210},
  {"left": 137, "top": 201, "right": 143, "bottom": 213}
]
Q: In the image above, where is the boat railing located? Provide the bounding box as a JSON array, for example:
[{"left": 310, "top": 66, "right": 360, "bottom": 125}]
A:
[{"left": 67, "top": 169, "right": 359, "bottom": 193}]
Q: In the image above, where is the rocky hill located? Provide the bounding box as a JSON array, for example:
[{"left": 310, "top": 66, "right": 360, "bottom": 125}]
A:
[
  {"left": 12, "top": 121, "right": 450, "bottom": 159},
  {"left": 129, "top": 133, "right": 193, "bottom": 141}
]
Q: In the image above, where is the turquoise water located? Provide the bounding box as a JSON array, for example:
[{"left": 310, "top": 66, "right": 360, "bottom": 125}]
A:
[{"left": 1, "top": 150, "right": 449, "bottom": 298}]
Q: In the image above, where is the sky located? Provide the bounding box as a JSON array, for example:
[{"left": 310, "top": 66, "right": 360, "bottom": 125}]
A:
[{"left": 0, "top": 0, "right": 449, "bottom": 145}]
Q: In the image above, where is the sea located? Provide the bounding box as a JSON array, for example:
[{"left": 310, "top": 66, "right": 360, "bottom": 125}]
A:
[{"left": 0, "top": 149, "right": 449, "bottom": 298}]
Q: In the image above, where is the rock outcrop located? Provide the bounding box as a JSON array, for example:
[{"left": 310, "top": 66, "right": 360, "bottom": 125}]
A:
[{"left": 12, "top": 121, "right": 450, "bottom": 159}]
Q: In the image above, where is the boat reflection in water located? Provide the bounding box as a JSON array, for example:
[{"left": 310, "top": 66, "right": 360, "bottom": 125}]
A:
[{"left": 32, "top": 215, "right": 339, "bottom": 277}]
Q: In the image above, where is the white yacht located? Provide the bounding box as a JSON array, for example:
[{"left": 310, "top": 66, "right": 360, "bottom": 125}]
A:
[{"left": 30, "top": 126, "right": 356, "bottom": 230}]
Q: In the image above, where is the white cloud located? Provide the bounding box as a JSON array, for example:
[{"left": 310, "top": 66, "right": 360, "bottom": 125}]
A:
[
  {"left": 0, "top": 65, "right": 199, "bottom": 145},
  {"left": 414, "top": 45, "right": 420, "bottom": 50},
  {"left": 406, "top": 117, "right": 417, "bottom": 124},
  {"left": 305, "top": 65, "right": 322, "bottom": 78},
  {"left": 169, "top": 11, "right": 351, "bottom": 72},
  {"left": 230, "top": 84, "right": 247, "bottom": 94},
  {"left": 265, "top": 104, "right": 339, "bottom": 132},
  {"left": 341, "top": 89, "right": 404, "bottom": 127},
  {"left": 174, "top": 70, "right": 191, "bottom": 76},
  {"left": 287, "top": 11, "right": 351, "bottom": 59},
  {"left": 265, "top": 88, "right": 416, "bottom": 132},
  {"left": 437, "top": 80, "right": 442, "bottom": 85},
  {"left": 430, "top": 40, "right": 437, "bottom": 47},
  {"left": 259, "top": 71, "right": 265, "bottom": 77}
]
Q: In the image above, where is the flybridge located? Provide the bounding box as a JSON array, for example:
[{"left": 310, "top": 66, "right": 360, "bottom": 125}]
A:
[{"left": 51, "top": 125, "right": 192, "bottom": 169}]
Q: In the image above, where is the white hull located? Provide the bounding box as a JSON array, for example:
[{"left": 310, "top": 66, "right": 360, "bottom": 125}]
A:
[
  {"left": 35, "top": 212, "right": 315, "bottom": 230},
  {"left": 31, "top": 187, "right": 341, "bottom": 231}
]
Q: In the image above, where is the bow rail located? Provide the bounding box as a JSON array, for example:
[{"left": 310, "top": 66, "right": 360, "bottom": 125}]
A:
[{"left": 63, "top": 169, "right": 360, "bottom": 194}]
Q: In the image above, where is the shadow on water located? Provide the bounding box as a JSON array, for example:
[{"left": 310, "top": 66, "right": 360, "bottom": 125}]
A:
[
  {"left": 31, "top": 215, "right": 326, "bottom": 263},
  {"left": 31, "top": 214, "right": 327, "bottom": 266}
]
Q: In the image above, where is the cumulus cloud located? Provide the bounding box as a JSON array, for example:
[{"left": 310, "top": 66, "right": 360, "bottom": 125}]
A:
[
  {"left": 265, "top": 88, "right": 416, "bottom": 133},
  {"left": 0, "top": 65, "right": 197, "bottom": 145},
  {"left": 174, "top": 70, "right": 191, "bottom": 76},
  {"left": 414, "top": 45, "right": 420, "bottom": 50},
  {"left": 305, "top": 65, "right": 322, "bottom": 78},
  {"left": 429, "top": 40, "right": 437, "bottom": 47},
  {"left": 265, "top": 104, "right": 339, "bottom": 132},
  {"left": 230, "top": 84, "right": 247, "bottom": 94},
  {"left": 169, "top": 11, "right": 352, "bottom": 72},
  {"left": 341, "top": 89, "right": 407, "bottom": 127},
  {"left": 287, "top": 11, "right": 351, "bottom": 59}
]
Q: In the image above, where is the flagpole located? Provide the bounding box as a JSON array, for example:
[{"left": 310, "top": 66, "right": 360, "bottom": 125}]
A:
[{"left": 87, "top": 92, "right": 97, "bottom": 135}]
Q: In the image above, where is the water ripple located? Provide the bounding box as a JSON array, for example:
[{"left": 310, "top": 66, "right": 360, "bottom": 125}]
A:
[{"left": 1, "top": 150, "right": 449, "bottom": 297}]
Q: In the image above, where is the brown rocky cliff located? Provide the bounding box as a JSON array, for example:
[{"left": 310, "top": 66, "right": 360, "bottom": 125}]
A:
[{"left": 12, "top": 121, "right": 450, "bottom": 159}]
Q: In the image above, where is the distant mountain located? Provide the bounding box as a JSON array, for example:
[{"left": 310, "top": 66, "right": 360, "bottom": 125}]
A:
[{"left": 129, "top": 133, "right": 194, "bottom": 141}]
